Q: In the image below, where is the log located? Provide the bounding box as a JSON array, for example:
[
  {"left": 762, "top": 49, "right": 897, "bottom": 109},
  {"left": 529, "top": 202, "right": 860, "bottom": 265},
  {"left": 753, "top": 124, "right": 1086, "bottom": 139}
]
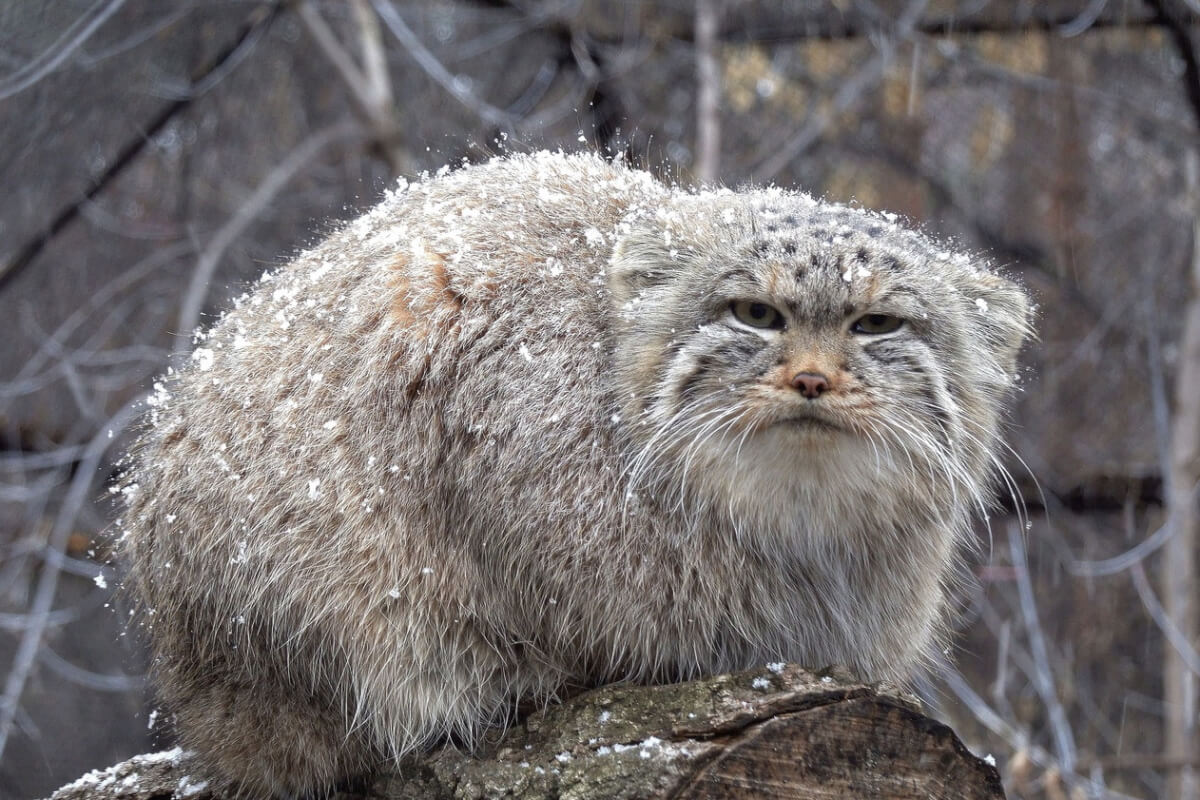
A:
[{"left": 46, "top": 665, "right": 1004, "bottom": 800}]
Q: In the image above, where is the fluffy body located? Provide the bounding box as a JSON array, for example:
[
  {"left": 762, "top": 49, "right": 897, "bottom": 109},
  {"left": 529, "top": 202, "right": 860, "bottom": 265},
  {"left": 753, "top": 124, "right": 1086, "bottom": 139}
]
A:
[{"left": 120, "top": 151, "right": 1030, "bottom": 796}]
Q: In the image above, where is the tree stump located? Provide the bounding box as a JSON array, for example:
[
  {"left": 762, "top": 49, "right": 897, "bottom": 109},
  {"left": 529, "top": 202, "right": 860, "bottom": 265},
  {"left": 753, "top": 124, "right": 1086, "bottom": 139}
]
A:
[{"left": 46, "top": 665, "right": 1004, "bottom": 800}]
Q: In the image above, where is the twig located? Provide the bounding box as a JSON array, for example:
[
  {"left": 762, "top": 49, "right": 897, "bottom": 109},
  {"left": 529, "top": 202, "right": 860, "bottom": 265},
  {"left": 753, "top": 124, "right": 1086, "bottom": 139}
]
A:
[
  {"left": 351, "top": 0, "right": 394, "bottom": 116},
  {"left": 175, "top": 122, "right": 362, "bottom": 349},
  {"left": 0, "top": 4, "right": 281, "bottom": 295},
  {"left": 936, "top": 659, "right": 1140, "bottom": 800},
  {"left": 370, "top": 0, "right": 515, "bottom": 127},
  {"left": 1130, "top": 563, "right": 1200, "bottom": 677},
  {"left": 37, "top": 646, "right": 144, "bottom": 693},
  {"left": 753, "top": 0, "right": 929, "bottom": 182},
  {"left": 1066, "top": 519, "right": 1173, "bottom": 576},
  {"left": 0, "top": 0, "right": 128, "bottom": 100},
  {"left": 295, "top": 1, "right": 404, "bottom": 172},
  {"left": 1009, "top": 522, "right": 1078, "bottom": 773},
  {"left": 694, "top": 0, "right": 721, "bottom": 183},
  {"left": 1058, "top": 0, "right": 1110, "bottom": 37},
  {"left": 295, "top": 2, "right": 375, "bottom": 121},
  {"left": 2, "top": 241, "right": 195, "bottom": 399},
  {"left": 0, "top": 400, "right": 141, "bottom": 763}
]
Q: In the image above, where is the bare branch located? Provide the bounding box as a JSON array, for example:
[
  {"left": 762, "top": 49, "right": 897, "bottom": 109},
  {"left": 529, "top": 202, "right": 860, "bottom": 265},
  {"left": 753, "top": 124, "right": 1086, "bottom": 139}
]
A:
[
  {"left": 0, "top": 0, "right": 127, "bottom": 100},
  {"left": 1009, "top": 522, "right": 1077, "bottom": 773},
  {"left": 1130, "top": 563, "right": 1200, "bottom": 677},
  {"left": 37, "top": 647, "right": 144, "bottom": 693},
  {"left": 694, "top": 0, "right": 721, "bottom": 184},
  {"left": 1160, "top": 144, "right": 1200, "bottom": 800},
  {"left": 351, "top": 0, "right": 394, "bottom": 117},
  {"left": 0, "top": 4, "right": 280, "bottom": 295},
  {"left": 294, "top": 2, "right": 373, "bottom": 119},
  {"left": 0, "top": 400, "right": 141, "bottom": 763},
  {"left": 753, "top": 0, "right": 929, "bottom": 182},
  {"left": 370, "top": 0, "right": 516, "bottom": 127},
  {"left": 936, "top": 659, "right": 1140, "bottom": 800},
  {"left": 295, "top": 0, "right": 405, "bottom": 172},
  {"left": 1065, "top": 519, "right": 1173, "bottom": 576},
  {"left": 176, "top": 122, "right": 362, "bottom": 348},
  {"left": 1058, "top": 0, "right": 1110, "bottom": 37}
]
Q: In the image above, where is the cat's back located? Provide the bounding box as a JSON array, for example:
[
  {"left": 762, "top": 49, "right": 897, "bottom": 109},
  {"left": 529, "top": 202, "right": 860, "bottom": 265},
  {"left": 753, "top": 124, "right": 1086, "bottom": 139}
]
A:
[{"left": 121, "top": 152, "right": 667, "bottom": 619}]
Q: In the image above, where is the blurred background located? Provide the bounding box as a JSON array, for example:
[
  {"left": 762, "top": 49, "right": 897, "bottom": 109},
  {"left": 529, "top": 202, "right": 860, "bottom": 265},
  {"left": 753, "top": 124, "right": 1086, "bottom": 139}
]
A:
[{"left": 0, "top": 1, "right": 1194, "bottom": 798}]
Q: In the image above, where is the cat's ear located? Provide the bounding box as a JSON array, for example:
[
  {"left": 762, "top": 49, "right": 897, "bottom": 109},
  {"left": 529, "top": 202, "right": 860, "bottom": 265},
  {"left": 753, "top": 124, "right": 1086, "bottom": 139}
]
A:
[
  {"left": 965, "top": 271, "right": 1034, "bottom": 374},
  {"left": 608, "top": 221, "right": 687, "bottom": 308}
]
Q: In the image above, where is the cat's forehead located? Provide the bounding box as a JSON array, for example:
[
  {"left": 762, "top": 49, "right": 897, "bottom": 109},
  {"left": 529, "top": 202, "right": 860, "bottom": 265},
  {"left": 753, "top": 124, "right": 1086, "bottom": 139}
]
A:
[
  {"left": 734, "top": 194, "right": 926, "bottom": 266},
  {"left": 665, "top": 191, "right": 929, "bottom": 266},
  {"left": 656, "top": 190, "right": 987, "bottom": 304}
]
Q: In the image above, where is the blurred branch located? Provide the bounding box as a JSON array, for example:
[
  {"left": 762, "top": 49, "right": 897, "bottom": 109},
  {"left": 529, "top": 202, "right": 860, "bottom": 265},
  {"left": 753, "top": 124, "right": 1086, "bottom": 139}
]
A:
[
  {"left": 370, "top": 0, "right": 516, "bottom": 127},
  {"left": 294, "top": 0, "right": 405, "bottom": 172},
  {"left": 1159, "top": 136, "right": 1200, "bottom": 800},
  {"left": 1145, "top": 0, "right": 1200, "bottom": 132},
  {"left": 1084, "top": 753, "right": 1200, "bottom": 772},
  {"left": 1058, "top": 0, "right": 1110, "bottom": 37},
  {"left": 638, "top": 5, "right": 1159, "bottom": 45},
  {"left": 176, "top": 121, "right": 362, "bottom": 348},
  {"left": 1009, "top": 523, "right": 1077, "bottom": 773},
  {"left": 36, "top": 646, "right": 144, "bottom": 693},
  {"left": 1130, "top": 563, "right": 1200, "bottom": 677},
  {"left": 936, "top": 658, "right": 1140, "bottom": 800},
  {"left": 753, "top": 0, "right": 928, "bottom": 182},
  {"left": 694, "top": 0, "right": 720, "bottom": 183},
  {"left": 0, "top": 3, "right": 281, "bottom": 296},
  {"left": 74, "top": 5, "right": 192, "bottom": 68},
  {"left": 2, "top": 242, "right": 195, "bottom": 401},
  {"left": 352, "top": 0, "right": 393, "bottom": 117},
  {"left": 0, "top": 400, "right": 141, "bottom": 764},
  {"left": 0, "top": 0, "right": 127, "bottom": 100},
  {"left": 1066, "top": 520, "right": 1172, "bottom": 577}
]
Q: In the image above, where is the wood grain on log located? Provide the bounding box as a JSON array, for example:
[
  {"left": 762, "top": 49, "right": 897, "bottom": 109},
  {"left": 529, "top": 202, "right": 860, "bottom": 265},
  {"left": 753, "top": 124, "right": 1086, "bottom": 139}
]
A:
[{"left": 46, "top": 665, "right": 1004, "bottom": 800}]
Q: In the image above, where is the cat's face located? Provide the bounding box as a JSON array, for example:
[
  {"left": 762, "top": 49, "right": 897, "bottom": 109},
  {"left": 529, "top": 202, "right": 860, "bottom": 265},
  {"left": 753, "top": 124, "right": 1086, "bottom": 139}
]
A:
[{"left": 608, "top": 193, "right": 1031, "bottom": 537}]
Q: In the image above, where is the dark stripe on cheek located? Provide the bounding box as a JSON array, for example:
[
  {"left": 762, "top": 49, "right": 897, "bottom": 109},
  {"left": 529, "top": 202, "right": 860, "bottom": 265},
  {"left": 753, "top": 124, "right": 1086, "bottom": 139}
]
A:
[
  {"left": 714, "top": 336, "right": 764, "bottom": 362},
  {"left": 862, "top": 343, "right": 907, "bottom": 365},
  {"left": 921, "top": 385, "right": 953, "bottom": 444},
  {"left": 900, "top": 356, "right": 953, "bottom": 445},
  {"left": 678, "top": 355, "right": 713, "bottom": 402}
]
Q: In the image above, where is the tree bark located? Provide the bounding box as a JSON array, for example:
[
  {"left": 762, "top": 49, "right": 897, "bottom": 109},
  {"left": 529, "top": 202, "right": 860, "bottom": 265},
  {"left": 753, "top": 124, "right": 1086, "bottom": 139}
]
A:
[
  {"left": 46, "top": 666, "right": 1004, "bottom": 800},
  {"left": 1162, "top": 148, "right": 1200, "bottom": 800}
]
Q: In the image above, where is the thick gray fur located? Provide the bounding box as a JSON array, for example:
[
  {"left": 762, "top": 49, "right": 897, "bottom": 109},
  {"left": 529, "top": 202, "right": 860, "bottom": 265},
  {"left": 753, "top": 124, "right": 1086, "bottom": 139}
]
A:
[{"left": 119, "top": 151, "right": 1031, "bottom": 796}]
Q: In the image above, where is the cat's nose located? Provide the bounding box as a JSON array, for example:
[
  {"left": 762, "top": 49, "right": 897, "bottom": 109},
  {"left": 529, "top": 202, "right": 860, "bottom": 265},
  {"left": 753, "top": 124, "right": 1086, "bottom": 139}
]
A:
[{"left": 790, "top": 371, "right": 829, "bottom": 399}]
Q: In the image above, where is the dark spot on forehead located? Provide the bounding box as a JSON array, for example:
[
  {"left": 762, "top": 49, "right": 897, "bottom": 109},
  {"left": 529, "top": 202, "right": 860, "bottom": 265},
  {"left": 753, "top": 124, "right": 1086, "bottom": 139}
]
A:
[
  {"left": 783, "top": 214, "right": 798, "bottom": 227},
  {"left": 782, "top": 241, "right": 798, "bottom": 255},
  {"left": 882, "top": 255, "right": 902, "bottom": 272},
  {"left": 842, "top": 302, "right": 856, "bottom": 316},
  {"left": 751, "top": 239, "right": 771, "bottom": 256},
  {"left": 855, "top": 247, "right": 869, "bottom": 264},
  {"left": 866, "top": 224, "right": 883, "bottom": 237}
]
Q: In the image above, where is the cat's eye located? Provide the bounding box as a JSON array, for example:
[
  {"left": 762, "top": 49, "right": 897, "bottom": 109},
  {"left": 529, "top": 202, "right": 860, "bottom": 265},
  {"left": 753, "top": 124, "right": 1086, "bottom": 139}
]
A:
[
  {"left": 730, "top": 300, "right": 785, "bottom": 330},
  {"left": 852, "top": 313, "right": 904, "bottom": 334}
]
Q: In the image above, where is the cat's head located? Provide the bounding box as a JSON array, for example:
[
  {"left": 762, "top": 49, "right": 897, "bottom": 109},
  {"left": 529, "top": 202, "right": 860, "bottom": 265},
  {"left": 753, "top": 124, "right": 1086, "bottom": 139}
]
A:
[{"left": 607, "top": 190, "right": 1032, "bottom": 542}]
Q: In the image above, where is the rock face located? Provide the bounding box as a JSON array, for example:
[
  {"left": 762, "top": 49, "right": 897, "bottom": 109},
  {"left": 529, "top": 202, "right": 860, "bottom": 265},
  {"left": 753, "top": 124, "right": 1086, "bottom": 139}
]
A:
[{"left": 47, "top": 666, "right": 1005, "bottom": 800}]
